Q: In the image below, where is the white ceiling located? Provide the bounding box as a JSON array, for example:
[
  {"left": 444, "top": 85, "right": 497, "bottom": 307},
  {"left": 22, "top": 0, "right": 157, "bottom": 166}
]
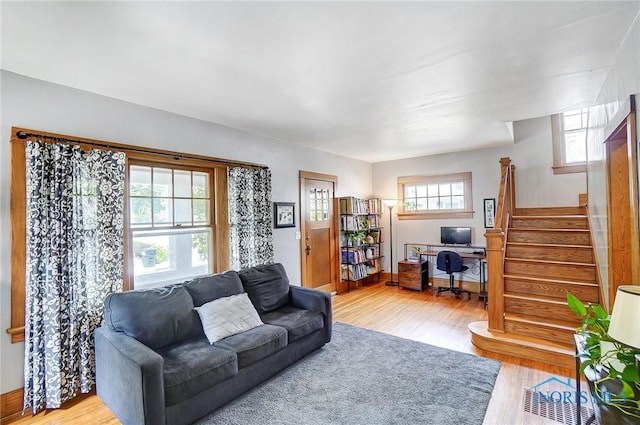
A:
[{"left": 2, "top": 1, "right": 639, "bottom": 163}]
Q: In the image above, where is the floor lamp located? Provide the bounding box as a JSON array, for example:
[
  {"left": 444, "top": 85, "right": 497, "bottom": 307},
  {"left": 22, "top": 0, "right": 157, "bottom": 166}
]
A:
[{"left": 383, "top": 199, "right": 399, "bottom": 286}]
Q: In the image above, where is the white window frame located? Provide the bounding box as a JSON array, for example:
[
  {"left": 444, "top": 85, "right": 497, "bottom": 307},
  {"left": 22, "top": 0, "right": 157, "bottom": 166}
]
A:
[
  {"left": 397, "top": 172, "right": 473, "bottom": 220},
  {"left": 551, "top": 109, "right": 588, "bottom": 174}
]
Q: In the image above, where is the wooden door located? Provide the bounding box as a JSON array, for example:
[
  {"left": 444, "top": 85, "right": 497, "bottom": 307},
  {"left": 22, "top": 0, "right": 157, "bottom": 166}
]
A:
[{"left": 299, "top": 171, "right": 338, "bottom": 293}]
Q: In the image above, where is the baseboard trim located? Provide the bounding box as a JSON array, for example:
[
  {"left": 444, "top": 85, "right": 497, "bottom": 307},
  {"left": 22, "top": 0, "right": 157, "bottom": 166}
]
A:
[{"left": 1, "top": 388, "right": 24, "bottom": 423}]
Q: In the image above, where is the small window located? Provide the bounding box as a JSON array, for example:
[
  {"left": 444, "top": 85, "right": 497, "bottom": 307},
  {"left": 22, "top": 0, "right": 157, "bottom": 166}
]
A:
[
  {"left": 129, "top": 163, "right": 214, "bottom": 289},
  {"left": 397, "top": 172, "right": 473, "bottom": 220},
  {"left": 552, "top": 108, "right": 588, "bottom": 174}
]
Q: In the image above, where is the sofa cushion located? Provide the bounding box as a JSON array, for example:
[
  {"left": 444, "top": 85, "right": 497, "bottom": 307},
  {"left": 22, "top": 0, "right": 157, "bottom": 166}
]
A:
[
  {"left": 196, "top": 293, "right": 264, "bottom": 344},
  {"left": 216, "top": 324, "right": 287, "bottom": 368},
  {"left": 104, "top": 285, "right": 200, "bottom": 349},
  {"left": 184, "top": 271, "right": 244, "bottom": 307},
  {"left": 260, "top": 306, "right": 324, "bottom": 343},
  {"left": 157, "top": 338, "right": 238, "bottom": 407},
  {"left": 238, "top": 263, "right": 290, "bottom": 314}
]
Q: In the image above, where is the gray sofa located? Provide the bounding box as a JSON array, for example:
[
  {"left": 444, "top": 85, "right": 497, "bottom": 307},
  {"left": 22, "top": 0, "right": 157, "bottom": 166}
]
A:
[{"left": 95, "top": 263, "right": 332, "bottom": 425}]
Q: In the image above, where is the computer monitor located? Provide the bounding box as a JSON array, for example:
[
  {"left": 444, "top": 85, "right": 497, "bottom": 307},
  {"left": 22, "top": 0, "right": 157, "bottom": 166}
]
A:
[{"left": 440, "top": 226, "right": 472, "bottom": 246}]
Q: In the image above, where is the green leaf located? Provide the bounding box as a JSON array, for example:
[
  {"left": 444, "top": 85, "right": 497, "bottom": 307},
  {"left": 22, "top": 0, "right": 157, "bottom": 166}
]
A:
[
  {"left": 619, "top": 380, "right": 636, "bottom": 399},
  {"left": 593, "top": 303, "right": 609, "bottom": 320},
  {"left": 622, "top": 363, "right": 640, "bottom": 383},
  {"left": 567, "top": 292, "right": 587, "bottom": 317}
]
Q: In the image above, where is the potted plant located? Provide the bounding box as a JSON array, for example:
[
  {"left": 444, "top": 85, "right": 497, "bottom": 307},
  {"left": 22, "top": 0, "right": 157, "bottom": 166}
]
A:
[{"left": 567, "top": 292, "right": 640, "bottom": 423}]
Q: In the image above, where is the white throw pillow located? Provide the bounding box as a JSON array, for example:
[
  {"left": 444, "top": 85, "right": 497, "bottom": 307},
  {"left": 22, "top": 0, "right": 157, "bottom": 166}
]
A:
[{"left": 195, "top": 293, "right": 263, "bottom": 344}]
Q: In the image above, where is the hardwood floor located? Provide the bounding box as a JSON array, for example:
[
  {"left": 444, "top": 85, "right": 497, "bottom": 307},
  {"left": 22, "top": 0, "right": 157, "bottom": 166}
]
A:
[{"left": 6, "top": 282, "right": 580, "bottom": 425}]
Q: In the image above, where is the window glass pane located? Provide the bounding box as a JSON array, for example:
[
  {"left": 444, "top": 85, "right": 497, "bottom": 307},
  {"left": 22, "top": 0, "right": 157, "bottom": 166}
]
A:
[
  {"left": 416, "top": 198, "right": 428, "bottom": 210},
  {"left": 564, "top": 130, "right": 587, "bottom": 163},
  {"left": 428, "top": 197, "right": 439, "bottom": 209},
  {"left": 451, "top": 196, "right": 465, "bottom": 209},
  {"left": 451, "top": 182, "right": 464, "bottom": 196},
  {"left": 192, "top": 232, "right": 210, "bottom": 269},
  {"left": 309, "top": 190, "right": 316, "bottom": 201},
  {"left": 416, "top": 185, "right": 427, "bottom": 197},
  {"left": 405, "top": 185, "right": 416, "bottom": 198},
  {"left": 174, "top": 199, "right": 192, "bottom": 224},
  {"left": 440, "top": 197, "right": 452, "bottom": 209},
  {"left": 427, "top": 184, "right": 439, "bottom": 197},
  {"left": 192, "top": 172, "right": 209, "bottom": 198},
  {"left": 439, "top": 183, "right": 451, "bottom": 196},
  {"left": 192, "top": 199, "right": 208, "bottom": 224},
  {"left": 132, "top": 229, "right": 211, "bottom": 289},
  {"left": 563, "top": 112, "right": 583, "bottom": 131},
  {"left": 153, "top": 198, "right": 172, "bottom": 225},
  {"left": 174, "top": 170, "right": 191, "bottom": 198},
  {"left": 130, "top": 198, "right": 152, "bottom": 226},
  {"left": 403, "top": 201, "right": 417, "bottom": 211},
  {"left": 153, "top": 168, "right": 172, "bottom": 197},
  {"left": 130, "top": 165, "right": 152, "bottom": 197}
]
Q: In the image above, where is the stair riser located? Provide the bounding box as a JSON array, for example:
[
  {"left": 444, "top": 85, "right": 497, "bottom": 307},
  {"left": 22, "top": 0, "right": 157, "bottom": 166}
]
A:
[
  {"left": 515, "top": 207, "right": 585, "bottom": 216},
  {"left": 505, "top": 278, "right": 599, "bottom": 303},
  {"left": 511, "top": 218, "right": 588, "bottom": 229},
  {"left": 507, "top": 230, "right": 591, "bottom": 245},
  {"left": 506, "top": 245, "right": 593, "bottom": 263},
  {"left": 505, "top": 297, "right": 580, "bottom": 323},
  {"left": 505, "top": 261, "right": 596, "bottom": 282},
  {"left": 504, "top": 320, "right": 575, "bottom": 348}
]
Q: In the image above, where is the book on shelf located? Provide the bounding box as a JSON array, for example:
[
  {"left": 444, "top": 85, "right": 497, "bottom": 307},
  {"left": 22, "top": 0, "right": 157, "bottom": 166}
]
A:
[
  {"left": 341, "top": 263, "right": 367, "bottom": 280},
  {"left": 339, "top": 197, "right": 383, "bottom": 215},
  {"left": 341, "top": 246, "right": 379, "bottom": 264},
  {"left": 368, "top": 230, "right": 381, "bottom": 244},
  {"left": 340, "top": 215, "right": 370, "bottom": 231}
]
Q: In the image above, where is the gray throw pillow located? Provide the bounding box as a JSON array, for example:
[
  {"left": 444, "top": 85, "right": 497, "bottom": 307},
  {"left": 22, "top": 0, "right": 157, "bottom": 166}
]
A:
[
  {"left": 184, "top": 270, "right": 244, "bottom": 307},
  {"left": 239, "top": 263, "right": 290, "bottom": 314}
]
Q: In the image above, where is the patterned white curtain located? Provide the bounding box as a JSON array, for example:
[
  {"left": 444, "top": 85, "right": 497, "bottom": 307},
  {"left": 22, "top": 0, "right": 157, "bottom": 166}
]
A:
[
  {"left": 228, "top": 167, "right": 274, "bottom": 270},
  {"left": 23, "top": 141, "right": 126, "bottom": 413}
]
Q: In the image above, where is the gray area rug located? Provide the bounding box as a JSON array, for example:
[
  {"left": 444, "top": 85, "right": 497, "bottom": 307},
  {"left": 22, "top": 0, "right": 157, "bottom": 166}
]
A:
[{"left": 196, "top": 322, "right": 501, "bottom": 425}]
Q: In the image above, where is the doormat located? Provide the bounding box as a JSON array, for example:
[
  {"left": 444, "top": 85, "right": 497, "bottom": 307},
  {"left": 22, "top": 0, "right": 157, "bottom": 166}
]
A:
[{"left": 523, "top": 389, "right": 598, "bottom": 425}]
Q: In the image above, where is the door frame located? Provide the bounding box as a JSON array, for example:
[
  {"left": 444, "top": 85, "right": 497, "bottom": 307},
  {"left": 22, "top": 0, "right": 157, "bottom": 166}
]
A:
[
  {"left": 299, "top": 171, "right": 339, "bottom": 291},
  {"left": 605, "top": 108, "right": 639, "bottom": 309}
]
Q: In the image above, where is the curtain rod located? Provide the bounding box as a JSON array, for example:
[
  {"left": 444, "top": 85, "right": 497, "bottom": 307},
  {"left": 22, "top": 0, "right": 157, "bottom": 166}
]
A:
[{"left": 16, "top": 130, "right": 269, "bottom": 170}]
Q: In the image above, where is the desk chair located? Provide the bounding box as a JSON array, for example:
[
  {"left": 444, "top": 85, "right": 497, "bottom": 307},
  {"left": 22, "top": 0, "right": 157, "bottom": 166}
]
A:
[{"left": 435, "top": 250, "right": 472, "bottom": 299}]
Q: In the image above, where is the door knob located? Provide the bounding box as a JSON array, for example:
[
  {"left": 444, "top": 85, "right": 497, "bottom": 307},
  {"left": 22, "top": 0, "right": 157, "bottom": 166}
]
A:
[{"left": 306, "top": 244, "right": 312, "bottom": 255}]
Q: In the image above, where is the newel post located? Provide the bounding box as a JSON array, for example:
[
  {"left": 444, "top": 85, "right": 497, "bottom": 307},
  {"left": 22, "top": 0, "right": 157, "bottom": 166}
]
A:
[{"left": 485, "top": 229, "right": 505, "bottom": 332}]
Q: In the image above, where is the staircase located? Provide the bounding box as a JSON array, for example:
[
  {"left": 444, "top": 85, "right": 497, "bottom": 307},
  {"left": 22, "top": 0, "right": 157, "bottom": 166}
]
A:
[{"left": 469, "top": 158, "right": 601, "bottom": 370}]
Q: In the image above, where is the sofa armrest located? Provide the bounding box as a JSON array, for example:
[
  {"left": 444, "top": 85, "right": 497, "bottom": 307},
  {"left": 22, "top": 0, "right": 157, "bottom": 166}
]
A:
[
  {"left": 289, "top": 286, "right": 332, "bottom": 343},
  {"left": 95, "top": 326, "right": 165, "bottom": 425}
]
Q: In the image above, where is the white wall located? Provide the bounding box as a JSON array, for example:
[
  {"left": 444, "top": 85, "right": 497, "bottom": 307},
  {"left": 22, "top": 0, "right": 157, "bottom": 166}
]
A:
[
  {"left": 0, "top": 71, "right": 372, "bottom": 393},
  {"left": 372, "top": 116, "right": 587, "bottom": 272}
]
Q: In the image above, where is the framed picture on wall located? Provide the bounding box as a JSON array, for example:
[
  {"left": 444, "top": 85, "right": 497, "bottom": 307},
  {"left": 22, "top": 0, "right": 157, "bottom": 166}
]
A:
[
  {"left": 484, "top": 198, "right": 496, "bottom": 228},
  {"left": 274, "top": 202, "right": 295, "bottom": 228}
]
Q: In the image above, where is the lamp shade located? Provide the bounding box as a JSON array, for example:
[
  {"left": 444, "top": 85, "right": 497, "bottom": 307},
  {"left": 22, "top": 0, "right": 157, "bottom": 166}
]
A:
[
  {"left": 382, "top": 199, "right": 398, "bottom": 208},
  {"left": 608, "top": 285, "right": 640, "bottom": 349}
]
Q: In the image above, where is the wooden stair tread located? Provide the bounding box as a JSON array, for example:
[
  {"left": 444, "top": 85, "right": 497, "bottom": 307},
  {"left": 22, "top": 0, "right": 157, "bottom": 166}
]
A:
[
  {"left": 505, "top": 257, "right": 596, "bottom": 267},
  {"left": 504, "top": 313, "right": 577, "bottom": 330},
  {"left": 506, "top": 242, "right": 593, "bottom": 249},
  {"left": 503, "top": 292, "right": 575, "bottom": 305},
  {"left": 512, "top": 215, "right": 586, "bottom": 219},
  {"left": 469, "top": 321, "right": 575, "bottom": 369},
  {"left": 509, "top": 228, "right": 589, "bottom": 232},
  {"left": 503, "top": 274, "right": 599, "bottom": 287}
]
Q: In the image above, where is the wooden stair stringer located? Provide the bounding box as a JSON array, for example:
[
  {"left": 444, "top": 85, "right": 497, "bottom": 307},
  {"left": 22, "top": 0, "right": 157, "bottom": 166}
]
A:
[{"left": 468, "top": 321, "right": 575, "bottom": 370}]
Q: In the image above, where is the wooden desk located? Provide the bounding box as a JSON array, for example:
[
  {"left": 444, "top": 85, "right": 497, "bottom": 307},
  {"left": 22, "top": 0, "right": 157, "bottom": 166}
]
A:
[{"left": 419, "top": 249, "right": 487, "bottom": 306}]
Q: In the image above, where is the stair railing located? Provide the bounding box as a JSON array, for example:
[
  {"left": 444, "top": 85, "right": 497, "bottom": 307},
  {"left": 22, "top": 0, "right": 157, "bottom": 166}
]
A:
[{"left": 485, "top": 157, "right": 515, "bottom": 332}]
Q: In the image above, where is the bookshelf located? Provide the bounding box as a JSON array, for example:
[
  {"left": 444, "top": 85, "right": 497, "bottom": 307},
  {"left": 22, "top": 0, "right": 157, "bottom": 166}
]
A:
[{"left": 339, "top": 197, "right": 383, "bottom": 292}]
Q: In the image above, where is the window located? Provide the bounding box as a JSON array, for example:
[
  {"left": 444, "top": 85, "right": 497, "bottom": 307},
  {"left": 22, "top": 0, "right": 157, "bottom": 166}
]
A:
[
  {"left": 309, "top": 188, "right": 330, "bottom": 221},
  {"left": 129, "top": 163, "right": 214, "bottom": 289},
  {"left": 397, "top": 172, "right": 473, "bottom": 219},
  {"left": 552, "top": 108, "right": 588, "bottom": 174}
]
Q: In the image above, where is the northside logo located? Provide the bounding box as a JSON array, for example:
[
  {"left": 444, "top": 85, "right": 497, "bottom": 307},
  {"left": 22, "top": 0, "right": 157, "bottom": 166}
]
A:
[{"left": 528, "top": 376, "right": 590, "bottom": 405}]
